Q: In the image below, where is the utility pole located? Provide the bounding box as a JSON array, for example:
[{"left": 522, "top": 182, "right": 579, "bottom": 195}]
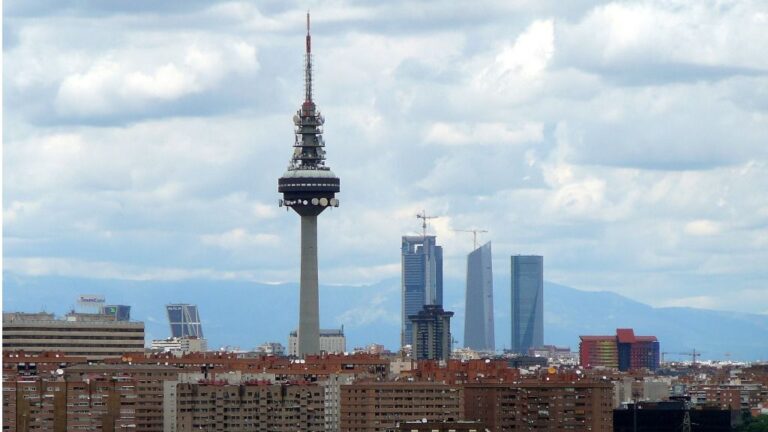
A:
[
  {"left": 416, "top": 210, "right": 439, "bottom": 238},
  {"left": 454, "top": 228, "right": 488, "bottom": 250}
]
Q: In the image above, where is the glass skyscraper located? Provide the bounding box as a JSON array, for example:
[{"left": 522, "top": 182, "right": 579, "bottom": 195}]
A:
[
  {"left": 166, "top": 304, "right": 204, "bottom": 338},
  {"left": 511, "top": 255, "right": 543, "bottom": 354},
  {"left": 401, "top": 235, "right": 443, "bottom": 347},
  {"left": 464, "top": 241, "right": 495, "bottom": 352}
]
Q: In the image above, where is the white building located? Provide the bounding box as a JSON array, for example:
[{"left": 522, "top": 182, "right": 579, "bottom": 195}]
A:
[
  {"left": 255, "top": 342, "right": 286, "bottom": 356},
  {"left": 151, "top": 336, "right": 207, "bottom": 355},
  {"left": 288, "top": 328, "right": 345, "bottom": 356}
]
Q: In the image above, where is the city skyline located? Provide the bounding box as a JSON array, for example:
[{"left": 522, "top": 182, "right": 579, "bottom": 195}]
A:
[{"left": 4, "top": 1, "right": 768, "bottom": 327}]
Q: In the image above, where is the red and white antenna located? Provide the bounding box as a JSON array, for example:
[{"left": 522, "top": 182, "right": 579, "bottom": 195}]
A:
[{"left": 304, "top": 11, "right": 313, "bottom": 104}]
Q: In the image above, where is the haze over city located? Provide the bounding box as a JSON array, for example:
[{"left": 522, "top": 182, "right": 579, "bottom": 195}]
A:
[{"left": 5, "top": 1, "right": 768, "bottom": 341}]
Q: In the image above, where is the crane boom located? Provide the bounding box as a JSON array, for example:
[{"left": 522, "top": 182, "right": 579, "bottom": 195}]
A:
[
  {"left": 454, "top": 228, "right": 488, "bottom": 249},
  {"left": 416, "top": 210, "right": 439, "bottom": 238}
]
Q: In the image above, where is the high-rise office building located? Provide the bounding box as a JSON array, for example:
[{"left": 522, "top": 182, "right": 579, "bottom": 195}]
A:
[
  {"left": 166, "top": 304, "right": 203, "bottom": 338},
  {"left": 409, "top": 305, "right": 453, "bottom": 361},
  {"left": 511, "top": 255, "right": 543, "bottom": 353},
  {"left": 463, "top": 241, "right": 494, "bottom": 352},
  {"left": 277, "top": 13, "right": 340, "bottom": 357},
  {"left": 401, "top": 235, "right": 443, "bottom": 347}
]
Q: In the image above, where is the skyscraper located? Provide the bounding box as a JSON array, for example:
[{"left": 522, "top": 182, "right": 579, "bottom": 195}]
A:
[
  {"left": 511, "top": 255, "right": 543, "bottom": 353},
  {"left": 277, "top": 14, "right": 340, "bottom": 356},
  {"left": 166, "top": 304, "right": 203, "bottom": 339},
  {"left": 464, "top": 241, "right": 495, "bottom": 351},
  {"left": 409, "top": 305, "right": 454, "bottom": 361},
  {"left": 401, "top": 235, "right": 443, "bottom": 347}
]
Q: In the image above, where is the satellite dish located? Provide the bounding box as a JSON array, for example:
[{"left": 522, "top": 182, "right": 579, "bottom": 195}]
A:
[
  {"left": 55, "top": 369, "right": 64, "bottom": 376},
  {"left": 311, "top": 198, "right": 319, "bottom": 205},
  {"left": 319, "top": 198, "right": 328, "bottom": 206}
]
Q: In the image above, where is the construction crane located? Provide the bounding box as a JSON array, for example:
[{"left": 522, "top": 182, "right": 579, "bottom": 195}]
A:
[
  {"left": 454, "top": 228, "right": 488, "bottom": 250},
  {"left": 661, "top": 349, "right": 702, "bottom": 366},
  {"left": 416, "top": 210, "right": 439, "bottom": 238}
]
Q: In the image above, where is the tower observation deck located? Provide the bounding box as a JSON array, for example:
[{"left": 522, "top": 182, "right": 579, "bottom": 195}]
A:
[{"left": 278, "top": 13, "right": 340, "bottom": 357}]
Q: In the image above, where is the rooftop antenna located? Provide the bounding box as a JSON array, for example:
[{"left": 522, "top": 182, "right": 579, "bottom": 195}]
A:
[
  {"left": 304, "top": 10, "right": 313, "bottom": 104},
  {"left": 454, "top": 228, "right": 488, "bottom": 250},
  {"left": 416, "top": 210, "right": 439, "bottom": 238}
]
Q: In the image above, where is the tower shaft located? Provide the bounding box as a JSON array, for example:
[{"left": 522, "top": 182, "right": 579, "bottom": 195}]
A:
[{"left": 298, "top": 215, "right": 320, "bottom": 356}]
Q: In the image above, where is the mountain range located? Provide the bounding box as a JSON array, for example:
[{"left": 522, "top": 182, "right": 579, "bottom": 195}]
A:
[{"left": 3, "top": 272, "right": 767, "bottom": 361}]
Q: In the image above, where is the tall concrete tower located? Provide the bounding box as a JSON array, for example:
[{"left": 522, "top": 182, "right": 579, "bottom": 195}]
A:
[{"left": 278, "top": 13, "right": 340, "bottom": 357}]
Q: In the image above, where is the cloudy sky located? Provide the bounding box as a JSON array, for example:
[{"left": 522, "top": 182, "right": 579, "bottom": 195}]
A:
[{"left": 4, "top": 0, "right": 768, "bottom": 314}]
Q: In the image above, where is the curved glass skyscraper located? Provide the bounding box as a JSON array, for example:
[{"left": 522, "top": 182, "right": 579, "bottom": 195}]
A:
[
  {"left": 511, "top": 255, "right": 543, "bottom": 354},
  {"left": 464, "top": 242, "right": 495, "bottom": 352}
]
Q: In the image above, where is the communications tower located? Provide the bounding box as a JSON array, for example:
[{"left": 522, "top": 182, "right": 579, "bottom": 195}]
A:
[{"left": 278, "top": 13, "right": 340, "bottom": 357}]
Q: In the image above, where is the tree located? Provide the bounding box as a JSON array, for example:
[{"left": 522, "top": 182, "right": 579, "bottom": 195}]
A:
[{"left": 737, "top": 414, "right": 768, "bottom": 432}]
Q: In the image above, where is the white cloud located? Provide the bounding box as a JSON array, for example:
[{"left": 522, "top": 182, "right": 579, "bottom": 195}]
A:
[
  {"left": 3, "top": 257, "right": 262, "bottom": 282},
  {"left": 473, "top": 19, "right": 554, "bottom": 94},
  {"left": 54, "top": 38, "right": 258, "bottom": 117},
  {"left": 557, "top": 1, "right": 768, "bottom": 74},
  {"left": 424, "top": 122, "right": 543, "bottom": 146},
  {"left": 201, "top": 229, "right": 279, "bottom": 250},
  {"left": 684, "top": 219, "right": 721, "bottom": 237}
]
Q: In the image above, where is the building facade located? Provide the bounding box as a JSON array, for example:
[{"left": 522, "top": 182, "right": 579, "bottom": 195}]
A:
[
  {"left": 340, "top": 382, "right": 462, "bottom": 432},
  {"left": 463, "top": 241, "right": 494, "bottom": 352},
  {"left": 579, "top": 328, "right": 660, "bottom": 371},
  {"left": 150, "top": 336, "right": 207, "bottom": 354},
  {"left": 401, "top": 235, "right": 443, "bottom": 347},
  {"left": 511, "top": 255, "right": 543, "bottom": 354},
  {"left": 170, "top": 381, "right": 325, "bottom": 432},
  {"left": 410, "top": 305, "right": 453, "bottom": 361},
  {"left": 165, "top": 304, "right": 203, "bottom": 339},
  {"left": 463, "top": 381, "right": 614, "bottom": 430},
  {"left": 3, "top": 312, "right": 145, "bottom": 361},
  {"left": 288, "top": 328, "right": 346, "bottom": 356}
]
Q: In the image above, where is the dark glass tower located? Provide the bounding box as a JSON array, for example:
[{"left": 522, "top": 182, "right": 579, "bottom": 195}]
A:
[
  {"left": 278, "top": 14, "right": 340, "bottom": 357},
  {"left": 409, "top": 305, "right": 453, "bottom": 361},
  {"left": 511, "top": 255, "right": 543, "bottom": 354},
  {"left": 401, "top": 235, "right": 443, "bottom": 347},
  {"left": 464, "top": 242, "right": 494, "bottom": 351},
  {"left": 166, "top": 304, "right": 203, "bottom": 338}
]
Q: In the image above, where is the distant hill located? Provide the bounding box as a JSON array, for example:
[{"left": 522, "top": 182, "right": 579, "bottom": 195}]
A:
[{"left": 3, "top": 272, "right": 767, "bottom": 360}]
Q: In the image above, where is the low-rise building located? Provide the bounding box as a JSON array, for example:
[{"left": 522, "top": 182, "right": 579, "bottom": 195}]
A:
[
  {"left": 340, "top": 382, "right": 462, "bottom": 432},
  {"left": 172, "top": 380, "right": 325, "bottom": 432},
  {"left": 463, "top": 380, "right": 614, "bottom": 430},
  {"left": 289, "top": 328, "right": 346, "bottom": 356},
  {"left": 580, "top": 328, "right": 660, "bottom": 371},
  {"left": 150, "top": 336, "right": 207, "bottom": 355},
  {"left": 3, "top": 311, "right": 145, "bottom": 361}
]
